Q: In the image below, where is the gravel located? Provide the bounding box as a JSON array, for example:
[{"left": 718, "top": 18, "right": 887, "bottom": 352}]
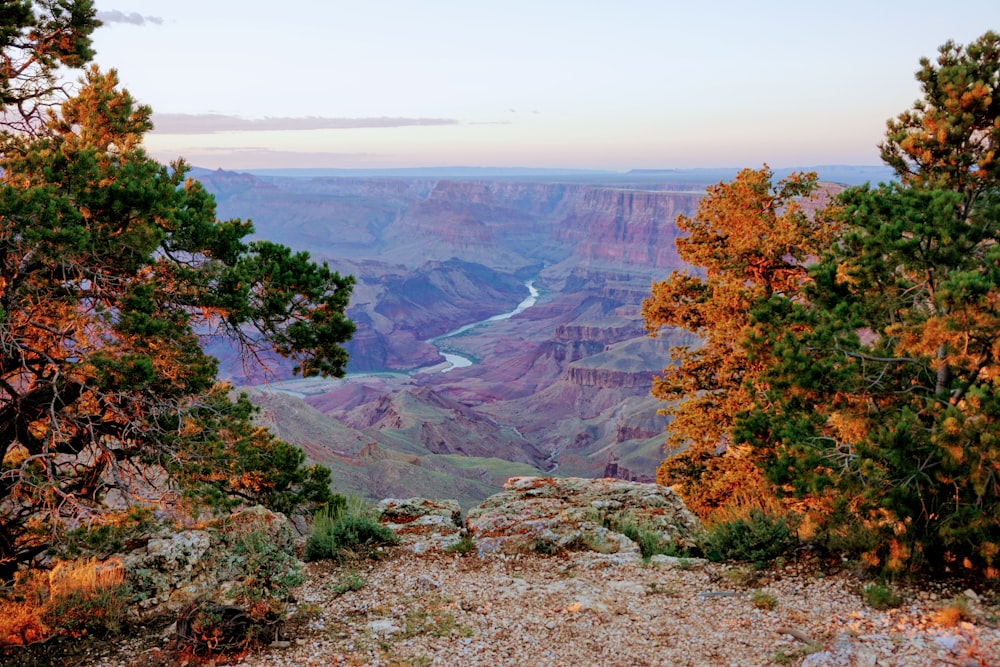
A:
[{"left": 106, "top": 549, "right": 1000, "bottom": 667}]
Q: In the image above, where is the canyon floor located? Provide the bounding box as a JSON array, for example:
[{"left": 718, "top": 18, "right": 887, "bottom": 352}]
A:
[{"left": 12, "top": 549, "right": 999, "bottom": 667}]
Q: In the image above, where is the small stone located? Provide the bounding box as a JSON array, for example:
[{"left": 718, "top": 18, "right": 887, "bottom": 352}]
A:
[{"left": 368, "top": 620, "right": 401, "bottom": 636}]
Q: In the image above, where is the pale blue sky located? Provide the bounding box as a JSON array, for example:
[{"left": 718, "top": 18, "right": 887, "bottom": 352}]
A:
[{"left": 91, "top": 2, "right": 1000, "bottom": 171}]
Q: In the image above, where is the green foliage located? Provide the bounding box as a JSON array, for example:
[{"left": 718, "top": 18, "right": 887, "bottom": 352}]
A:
[
  {"left": 647, "top": 31, "right": 1000, "bottom": 577},
  {"left": 304, "top": 501, "right": 399, "bottom": 562},
  {"left": 881, "top": 31, "right": 1000, "bottom": 203},
  {"left": 862, "top": 583, "right": 903, "bottom": 610},
  {"left": 0, "top": 37, "right": 355, "bottom": 577},
  {"left": 644, "top": 581, "right": 678, "bottom": 596},
  {"left": 41, "top": 581, "right": 129, "bottom": 637},
  {"left": 616, "top": 517, "right": 682, "bottom": 561},
  {"left": 224, "top": 527, "right": 304, "bottom": 617},
  {"left": 531, "top": 538, "right": 558, "bottom": 555},
  {"left": 642, "top": 166, "right": 833, "bottom": 518},
  {"left": 701, "top": 510, "right": 799, "bottom": 566},
  {"left": 401, "top": 603, "right": 471, "bottom": 639},
  {"left": 0, "top": 0, "right": 100, "bottom": 124},
  {"left": 445, "top": 531, "right": 476, "bottom": 556},
  {"left": 61, "top": 506, "right": 157, "bottom": 558},
  {"left": 739, "top": 67, "right": 1000, "bottom": 574},
  {"left": 167, "top": 390, "right": 343, "bottom": 517},
  {"left": 0, "top": 558, "right": 130, "bottom": 643},
  {"left": 331, "top": 571, "right": 367, "bottom": 597},
  {"left": 750, "top": 590, "right": 778, "bottom": 610}
]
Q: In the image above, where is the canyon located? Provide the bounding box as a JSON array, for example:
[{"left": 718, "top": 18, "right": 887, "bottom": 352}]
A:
[{"left": 194, "top": 166, "right": 870, "bottom": 507}]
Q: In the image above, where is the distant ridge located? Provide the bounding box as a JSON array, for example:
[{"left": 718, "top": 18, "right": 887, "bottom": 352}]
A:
[
  {"left": 625, "top": 165, "right": 896, "bottom": 186},
  {"left": 191, "top": 164, "right": 895, "bottom": 187},
  {"left": 235, "top": 166, "right": 615, "bottom": 181}
]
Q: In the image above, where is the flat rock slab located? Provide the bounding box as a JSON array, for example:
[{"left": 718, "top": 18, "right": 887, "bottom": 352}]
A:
[{"left": 465, "top": 476, "right": 703, "bottom": 555}]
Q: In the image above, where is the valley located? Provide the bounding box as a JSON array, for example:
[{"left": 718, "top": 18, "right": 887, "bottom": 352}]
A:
[{"left": 194, "top": 166, "right": 865, "bottom": 506}]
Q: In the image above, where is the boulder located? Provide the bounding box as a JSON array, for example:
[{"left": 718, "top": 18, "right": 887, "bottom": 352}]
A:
[
  {"left": 123, "top": 506, "right": 298, "bottom": 619},
  {"left": 376, "top": 497, "right": 464, "bottom": 554},
  {"left": 466, "top": 476, "right": 702, "bottom": 556}
]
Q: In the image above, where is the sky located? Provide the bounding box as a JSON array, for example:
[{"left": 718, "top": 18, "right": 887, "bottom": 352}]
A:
[{"left": 90, "top": 2, "right": 1000, "bottom": 172}]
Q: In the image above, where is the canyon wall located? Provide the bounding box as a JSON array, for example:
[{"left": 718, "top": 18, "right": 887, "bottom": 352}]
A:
[{"left": 195, "top": 170, "right": 728, "bottom": 502}]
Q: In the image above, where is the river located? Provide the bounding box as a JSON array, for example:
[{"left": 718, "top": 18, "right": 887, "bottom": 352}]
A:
[
  {"left": 426, "top": 280, "right": 539, "bottom": 373},
  {"left": 254, "top": 280, "right": 539, "bottom": 395}
]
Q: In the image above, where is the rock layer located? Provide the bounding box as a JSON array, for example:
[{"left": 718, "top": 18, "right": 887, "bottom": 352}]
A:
[{"left": 465, "top": 476, "right": 702, "bottom": 555}]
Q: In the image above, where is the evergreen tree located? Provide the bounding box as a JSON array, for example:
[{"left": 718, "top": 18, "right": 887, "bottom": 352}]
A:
[
  {"left": 0, "top": 0, "right": 100, "bottom": 131},
  {"left": 736, "top": 33, "right": 1000, "bottom": 573},
  {"left": 0, "top": 8, "right": 354, "bottom": 579},
  {"left": 642, "top": 167, "right": 833, "bottom": 516}
]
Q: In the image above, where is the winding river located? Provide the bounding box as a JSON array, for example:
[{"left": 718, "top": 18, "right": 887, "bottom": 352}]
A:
[
  {"left": 426, "top": 280, "right": 539, "bottom": 373},
  {"left": 255, "top": 281, "right": 540, "bottom": 395}
]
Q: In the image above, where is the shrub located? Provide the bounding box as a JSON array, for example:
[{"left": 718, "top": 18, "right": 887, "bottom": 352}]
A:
[
  {"left": 862, "top": 582, "right": 902, "bottom": 609},
  {"left": 750, "top": 590, "right": 778, "bottom": 610},
  {"left": 331, "top": 571, "right": 367, "bottom": 596},
  {"left": 61, "top": 506, "right": 158, "bottom": 558},
  {"left": 304, "top": 499, "right": 398, "bottom": 561},
  {"left": 701, "top": 509, "right": 799, "bottom": 565},
  {"left": 0, "top": 558, "right": 130, "bottom": 646},
  {"left": 224, "top": 527, "right": 304, "bottom": 619},
  {"left": 44, "top": 558, "right": 129, "bottom": 636},
  {"left": 531, "top": 537, "right": 559, "bottom": 555},
  {"left": 933, "top": 596, "right": 972, "bottom": 627},
  {"left": 616, "top": 517, "right": 681, "bottom": 561},
  {"left": 0, "top": 599, "right": 49, "bottom": 647},
  {"left": 445, "top": 531, "right": 476, "bottom": 556},
  {"left": 175, "top": 599, "right": 258, "bottom": 661}
]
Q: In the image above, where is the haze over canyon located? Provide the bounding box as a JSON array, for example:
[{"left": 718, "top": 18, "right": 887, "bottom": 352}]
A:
[{"left": 195, "top": 165, "right": 890, "bottom": 507}]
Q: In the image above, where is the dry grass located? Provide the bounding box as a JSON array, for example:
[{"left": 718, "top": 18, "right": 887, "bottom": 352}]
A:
[
  {"left": 933, "top": 596, "right": 973, "bottom": 627},
  {"left": 47, "top": 557, "right": 125, "bottom": 599},
  {"left": 0, "top": 558, "right": 128, "bottom": 647}
]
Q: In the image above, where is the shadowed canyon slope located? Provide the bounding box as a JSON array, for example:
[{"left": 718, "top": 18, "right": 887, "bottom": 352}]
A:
[{"left": 194, "top": 168, "right": 841, "bottom": 506}]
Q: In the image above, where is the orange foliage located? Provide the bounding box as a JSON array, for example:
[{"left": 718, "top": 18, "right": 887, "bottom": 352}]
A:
[{"left": 644, "top": 166, "right": 837, "bottom": 511}]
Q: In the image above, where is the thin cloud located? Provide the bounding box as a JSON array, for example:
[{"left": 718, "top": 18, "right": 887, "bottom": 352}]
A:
[
  {"left": 144, "top": 146, "right": 393, "bottom": 170},
  {"left": 97, "top": 10, "right": 164, "bottom": 26},
  {"left": 151, "top": 113, "right": 460, "bottom": 135}
]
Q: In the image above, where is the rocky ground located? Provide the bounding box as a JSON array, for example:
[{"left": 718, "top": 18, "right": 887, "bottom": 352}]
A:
[
  {"left": 226, "top": 551, "right": 1000, "bottom": 667},
  {"left": 4, "top": 478, "right": 1000, "bottom": 666},
  {"left": 8, "top": 548, "right": 999, "bottom": 667}
]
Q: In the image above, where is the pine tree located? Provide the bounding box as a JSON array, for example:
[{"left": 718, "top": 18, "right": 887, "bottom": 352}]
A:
[
  {"left": 642, "top": 167, "right": 833, "bottom": 516},
  {"left": 0, "top": 11, "right": 354, "bottom": 578},
  {"left": 736, "top": 33, "right": 1000, "bottom": 573}
]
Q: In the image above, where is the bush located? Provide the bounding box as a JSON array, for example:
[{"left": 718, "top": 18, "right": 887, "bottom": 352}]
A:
[
  {"left": 175, "top": 599, "right": 259, "bottom": 661},
  {"left": 224, "top": 527, "right": 303, "bottom": 619},
  {"left": 331, "top": 571, "right": 367, "bottom": 596},
  {"left": 61, "top": 506, "right": 158, "bottom": 558},
  {"left": 616, "top": 517, "right": 681, "bottom": 561},
  {"left": 751, "top": 590, "right": 778, "bottom": 610},
  {"left": 304, "top": 499, "right": 398, "bottom": 561},
  {"left": 445, "top": 531, "right": 476, "bottom": 556},
  {"left": 0, "top": 558, "right": 130, "bottom": 646},
  {"left": 701, "top": 509, "right": 799, "bottom": 565},
  {"left": 862, "top": 582, "right": 902, "bottom": 610}
]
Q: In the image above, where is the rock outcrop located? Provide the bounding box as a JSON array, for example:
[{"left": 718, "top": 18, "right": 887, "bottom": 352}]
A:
[
  {"left": 123, "top": 506, "right": 298, "bottom": 620},
  {"left": 464, "top": 476, "right": 702, "bottom": 557},
  {"left": 370, "top": 477, "right": 702, "bottom": 559},
  {"left": 376, "top": 498, "right": 464, "bottom": 554}
]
